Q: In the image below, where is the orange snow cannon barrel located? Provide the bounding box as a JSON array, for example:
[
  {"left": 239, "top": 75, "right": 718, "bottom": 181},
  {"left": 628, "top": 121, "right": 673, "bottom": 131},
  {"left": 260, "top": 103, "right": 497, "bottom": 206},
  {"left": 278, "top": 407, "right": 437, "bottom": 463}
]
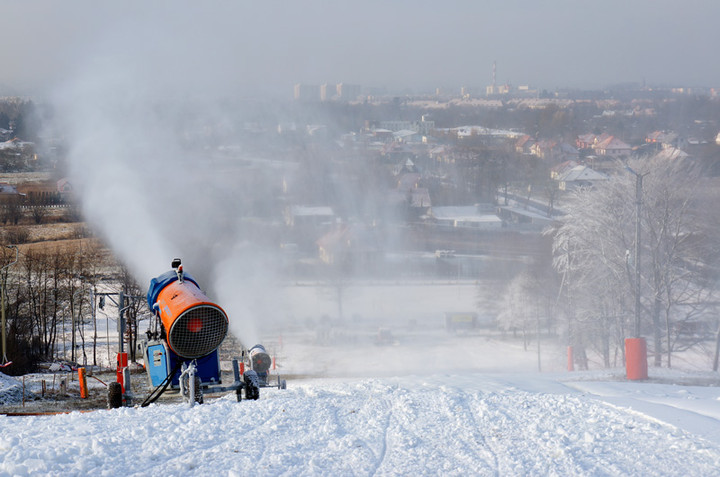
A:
[{"left": 147, "top": 262, "right": 228, "bottom": 359}]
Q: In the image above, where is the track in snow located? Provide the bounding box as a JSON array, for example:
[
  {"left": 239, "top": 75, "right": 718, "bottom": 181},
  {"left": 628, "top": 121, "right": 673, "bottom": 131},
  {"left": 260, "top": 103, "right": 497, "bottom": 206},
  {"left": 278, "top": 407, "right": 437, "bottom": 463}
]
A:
[{"left": 1, "top": 373, "right": 720, "bottom": 476}]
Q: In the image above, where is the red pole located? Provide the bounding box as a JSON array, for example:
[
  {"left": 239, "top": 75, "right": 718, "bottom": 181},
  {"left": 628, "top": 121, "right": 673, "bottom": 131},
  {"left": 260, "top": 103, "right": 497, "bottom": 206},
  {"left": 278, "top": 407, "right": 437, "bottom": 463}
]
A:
[
  {"left": 272, "top": 355, "right": 276, "bottom": 371},
  {"left": 567, "top": 346, "right": 574, "bottom": 371},
  {"left": 116, "top": 352, "right": 128, "bottom": 392}
]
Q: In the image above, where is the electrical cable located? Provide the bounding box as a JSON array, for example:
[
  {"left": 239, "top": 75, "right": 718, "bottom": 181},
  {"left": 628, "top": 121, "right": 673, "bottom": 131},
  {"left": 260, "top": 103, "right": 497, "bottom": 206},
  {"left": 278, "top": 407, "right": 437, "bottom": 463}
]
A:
[{"left": 140, "top": 359, "right": 184, "bottom": 407}]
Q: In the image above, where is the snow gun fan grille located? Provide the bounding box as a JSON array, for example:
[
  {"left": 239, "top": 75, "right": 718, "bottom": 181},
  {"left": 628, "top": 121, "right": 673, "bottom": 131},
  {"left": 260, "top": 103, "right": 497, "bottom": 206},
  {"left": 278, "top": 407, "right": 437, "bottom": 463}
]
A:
[{"left": 167, "top": 305, "right": 228, "bottom": 359}]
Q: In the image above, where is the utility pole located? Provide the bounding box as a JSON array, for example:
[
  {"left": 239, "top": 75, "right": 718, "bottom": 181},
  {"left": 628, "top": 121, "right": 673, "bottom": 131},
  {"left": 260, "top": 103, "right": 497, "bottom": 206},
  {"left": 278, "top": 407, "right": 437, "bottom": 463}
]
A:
[
  {"left": 634, "top": 172, "right": 643, "bottom": 337},
  {"left": 625, "top": 165, "right": 649, "bottom": 380},
  {"left": 626, "top": 165, "right": 648, "bottom": 337},
  {"left": 94, "top": 290, "right": 142, "bottom": 358}
]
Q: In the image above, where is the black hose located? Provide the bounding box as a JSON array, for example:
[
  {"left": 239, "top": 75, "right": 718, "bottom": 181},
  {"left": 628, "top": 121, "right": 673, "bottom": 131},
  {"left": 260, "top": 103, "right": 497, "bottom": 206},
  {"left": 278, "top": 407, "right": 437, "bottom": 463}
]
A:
[{"left": 140, "top": 359, "right": 184, "bottom": 408}]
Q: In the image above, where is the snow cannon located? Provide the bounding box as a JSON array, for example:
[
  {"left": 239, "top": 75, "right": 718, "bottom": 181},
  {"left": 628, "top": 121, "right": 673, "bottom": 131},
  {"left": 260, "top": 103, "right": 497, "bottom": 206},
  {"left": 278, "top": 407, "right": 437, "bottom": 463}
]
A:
[
  {"left": 146, "top": 259, "right": 228, "bottom": 359},
  {"left": 249, "top": 344, "right": 272, "bottom": 373},
  {"left": 246, "top": 344, "right": 286, "bottom": 390}
]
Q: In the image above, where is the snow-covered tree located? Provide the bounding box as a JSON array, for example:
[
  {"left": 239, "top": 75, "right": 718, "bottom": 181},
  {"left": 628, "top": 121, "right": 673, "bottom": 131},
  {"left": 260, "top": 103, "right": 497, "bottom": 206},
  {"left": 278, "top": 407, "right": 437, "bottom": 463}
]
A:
[
  {"left": 552, "top": 155, "right": 720, "bottom": 368},
  {"left": 496, "top": 256, "right": 558, "bottom": 370}
]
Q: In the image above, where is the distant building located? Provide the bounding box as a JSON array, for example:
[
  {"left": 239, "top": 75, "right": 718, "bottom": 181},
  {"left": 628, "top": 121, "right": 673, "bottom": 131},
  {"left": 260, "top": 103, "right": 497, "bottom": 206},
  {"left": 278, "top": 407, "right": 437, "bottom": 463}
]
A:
[
  {"left": 576, "top": 133, "right": 631, "bottom": 158},
  {"left": 378, "top": 116, "right": 435, "bottom": 135},
  {"left": 652, "top": 146, "right": 689, "bottom": 161},
  {"left": 486, "top": 84, "right": 510, "bottom": 95},
  {"left": 429, "top": 205, "right": 502, "bottom": 229},
  {"left": 320, "top": 83, "right": 336, "bottom": 101},
  {"left": 336, "top": 83, "right": 361, "bottom": 102},
  {"left": 550, "top": 160, "right": 579, "bottom": 180},
  {"left": 316, "top": 224, "right": 382, "bottom": 271},
  {"left": 646, "top": 131, "right": 686, "bottom": 150},
  {"left": 555, "top": 165, "right": 608, "bottom": 191},
  {"left": 594, "top": 136, "right": 631, "bottom": 158},
  {"left": 284, "top": 205, "right": 335, "bottom": 228},
  {"left": 445, "top": 312, "right": 478, "bottom": 331},
  {"left": 515, "top": 135, "right": 536, "bottom": 154},
  {"left": 294, "top": 84, "right": 320, "bottom": 101},
  {"left": 57, "top": 178, "right": 74, "bottom": 203},
  {"left": 0, "top": 182, "right": 21, "bottom": 204},
  {"left": 531, "top": 140, "right": 579, "bottom": 161},
  {"left": 16, "top": 180, "right": 64, "bottom": 204},
  {"left": 380, "top": 121, "right": 415, "bottom": 132}
]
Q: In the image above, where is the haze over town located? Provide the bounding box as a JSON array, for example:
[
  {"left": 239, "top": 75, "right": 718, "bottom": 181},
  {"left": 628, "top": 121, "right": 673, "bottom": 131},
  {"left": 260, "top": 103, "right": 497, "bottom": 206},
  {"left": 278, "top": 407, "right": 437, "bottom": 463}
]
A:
[{"left": 0, "top": 1, "right": 719, "bottom": 97}]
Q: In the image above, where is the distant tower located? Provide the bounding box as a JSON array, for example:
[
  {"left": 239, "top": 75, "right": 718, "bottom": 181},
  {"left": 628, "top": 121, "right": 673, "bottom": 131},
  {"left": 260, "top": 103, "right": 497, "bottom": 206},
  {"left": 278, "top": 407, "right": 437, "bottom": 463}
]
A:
[
  {"left": 486, "top": 61, "right": 498, "bottom": 96},
  {"left": 492, "top": 60, "right": 497, "bottom": 91}
]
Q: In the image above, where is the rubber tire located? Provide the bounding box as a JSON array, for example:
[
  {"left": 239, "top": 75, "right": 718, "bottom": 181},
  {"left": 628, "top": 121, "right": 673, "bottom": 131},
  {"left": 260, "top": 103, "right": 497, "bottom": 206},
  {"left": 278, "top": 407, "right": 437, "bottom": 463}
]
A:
[
  {"left": 194, "top": 377, "right": 204, "bottom": 404},
  {"left": 108, "top": 382, "right": 123, "bottom": 409},
  {"left": 247, "top": 385, "right": 259, "bottom": 400}
]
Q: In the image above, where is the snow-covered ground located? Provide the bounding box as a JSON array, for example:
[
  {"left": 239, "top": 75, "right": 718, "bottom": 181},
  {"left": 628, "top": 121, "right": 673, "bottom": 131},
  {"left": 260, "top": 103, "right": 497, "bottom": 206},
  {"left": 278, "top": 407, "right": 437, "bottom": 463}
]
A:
[
  {"left": 2, "top": 330, "right": 720, "bottom": 476},
  {"left": 1, "top": 283, "right": 720, "bottom": 476},
  {"left": 1, "top": 370, "right": 720, "bottom": 476}
]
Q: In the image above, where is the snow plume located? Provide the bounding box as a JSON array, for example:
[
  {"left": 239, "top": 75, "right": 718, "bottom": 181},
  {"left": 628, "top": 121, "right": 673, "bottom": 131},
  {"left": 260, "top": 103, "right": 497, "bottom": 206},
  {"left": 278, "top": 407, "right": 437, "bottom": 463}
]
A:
[{"left": 49, "top": 6, "right": 274, "bottom": 345}]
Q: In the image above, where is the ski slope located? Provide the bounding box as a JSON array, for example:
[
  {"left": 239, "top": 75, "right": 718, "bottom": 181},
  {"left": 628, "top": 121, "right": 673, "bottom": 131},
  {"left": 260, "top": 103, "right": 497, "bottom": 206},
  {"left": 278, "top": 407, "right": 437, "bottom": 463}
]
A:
[{"left": 1, "top": 371, "right": 720, "bottom": 476}]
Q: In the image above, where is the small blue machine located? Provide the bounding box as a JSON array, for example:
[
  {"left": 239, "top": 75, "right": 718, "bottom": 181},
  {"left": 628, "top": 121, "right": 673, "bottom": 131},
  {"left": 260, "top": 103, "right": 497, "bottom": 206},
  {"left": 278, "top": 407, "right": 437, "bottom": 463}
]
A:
[{"left": 144, "top": 340, "right": 222, "bottom": 388}]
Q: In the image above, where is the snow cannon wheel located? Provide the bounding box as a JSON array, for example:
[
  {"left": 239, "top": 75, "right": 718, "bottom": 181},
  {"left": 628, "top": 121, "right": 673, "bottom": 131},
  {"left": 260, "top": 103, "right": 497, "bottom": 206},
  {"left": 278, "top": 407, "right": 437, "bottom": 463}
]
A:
[
  {"left": 194, "top": 376, "right": 204, "bottom": 404},
  {"left": 108, "top": 382, "right": 122, "bottom": 409},
  {"left": 280, "top": 379, "right": 287, "bottom": 390},
  {"left": 182, "top": 373, "right": 204, "bottom": 404},
  {"left": 243, "top": 370, "right": 260, "bottom": 400}
]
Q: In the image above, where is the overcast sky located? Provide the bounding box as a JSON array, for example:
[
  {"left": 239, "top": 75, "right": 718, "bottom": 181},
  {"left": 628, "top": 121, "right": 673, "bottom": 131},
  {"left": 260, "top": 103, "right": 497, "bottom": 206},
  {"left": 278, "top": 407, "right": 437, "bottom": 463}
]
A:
[{"left": 1, "top": 1, "right": 718, "bottom": 98}]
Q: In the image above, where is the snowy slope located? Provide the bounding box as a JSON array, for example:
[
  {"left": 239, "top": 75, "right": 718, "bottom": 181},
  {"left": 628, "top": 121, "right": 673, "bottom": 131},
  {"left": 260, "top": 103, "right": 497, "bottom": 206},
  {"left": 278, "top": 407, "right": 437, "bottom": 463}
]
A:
[{"left": 1, "top": 372, "right": 720, "bottom": 476}]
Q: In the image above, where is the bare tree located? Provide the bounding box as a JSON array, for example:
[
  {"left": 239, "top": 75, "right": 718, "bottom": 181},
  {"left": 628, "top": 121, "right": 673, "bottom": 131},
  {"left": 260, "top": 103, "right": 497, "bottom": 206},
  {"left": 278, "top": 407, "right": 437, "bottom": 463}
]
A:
[
  {"left": 29, "top": 196, "right": 48, "bottom": 224},
  {"left": 119, "top": 265, "right": 146, "bottom": 363},
  {"left": 2, "top": 198, "right": 23, "bottom": 225}
]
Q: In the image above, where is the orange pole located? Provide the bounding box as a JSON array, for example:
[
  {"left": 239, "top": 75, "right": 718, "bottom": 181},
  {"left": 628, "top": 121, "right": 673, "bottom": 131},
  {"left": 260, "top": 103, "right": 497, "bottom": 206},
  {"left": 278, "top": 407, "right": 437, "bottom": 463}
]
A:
[
  {"left": 78, "top": 367, "right": 88, "bottom": 399},
  {"left": 272, "top": 355, "right": 276, "bottom": 371},
  {"left": 567, "top": 346, "right": 574, "bottom": 371},
  {"left": 625, "top": 338, "right": 648, "bottom": 380}
]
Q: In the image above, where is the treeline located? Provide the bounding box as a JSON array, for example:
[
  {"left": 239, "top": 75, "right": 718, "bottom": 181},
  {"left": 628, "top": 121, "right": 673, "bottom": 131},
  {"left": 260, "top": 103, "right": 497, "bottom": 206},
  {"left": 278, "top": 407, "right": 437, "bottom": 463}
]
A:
[
  {"left": 1, "top": 201, "right": 81, "bottom": 227},
  {"left": 0, "top": 240, "right": 146, "bottom": 375}
]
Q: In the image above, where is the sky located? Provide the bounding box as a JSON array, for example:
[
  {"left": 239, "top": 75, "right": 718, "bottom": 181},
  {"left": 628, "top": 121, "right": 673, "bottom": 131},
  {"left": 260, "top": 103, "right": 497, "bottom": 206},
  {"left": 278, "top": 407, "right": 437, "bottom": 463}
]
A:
[{"left": 0, "top": 0, "right": 719, "bottom": 98}]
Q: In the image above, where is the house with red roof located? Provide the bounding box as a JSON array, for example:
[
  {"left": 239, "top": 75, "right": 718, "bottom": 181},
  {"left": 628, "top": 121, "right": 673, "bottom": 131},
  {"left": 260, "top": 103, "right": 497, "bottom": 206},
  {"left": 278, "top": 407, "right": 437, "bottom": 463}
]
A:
[
  {"left": 515, "top": 135, "right": 536, "bottom": 154},
  {"left": 576, "top": 133, "right": 614, "bottom": 150},
  {"left": 593, "top": 135, "right": 631, "bottom": 158}
]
